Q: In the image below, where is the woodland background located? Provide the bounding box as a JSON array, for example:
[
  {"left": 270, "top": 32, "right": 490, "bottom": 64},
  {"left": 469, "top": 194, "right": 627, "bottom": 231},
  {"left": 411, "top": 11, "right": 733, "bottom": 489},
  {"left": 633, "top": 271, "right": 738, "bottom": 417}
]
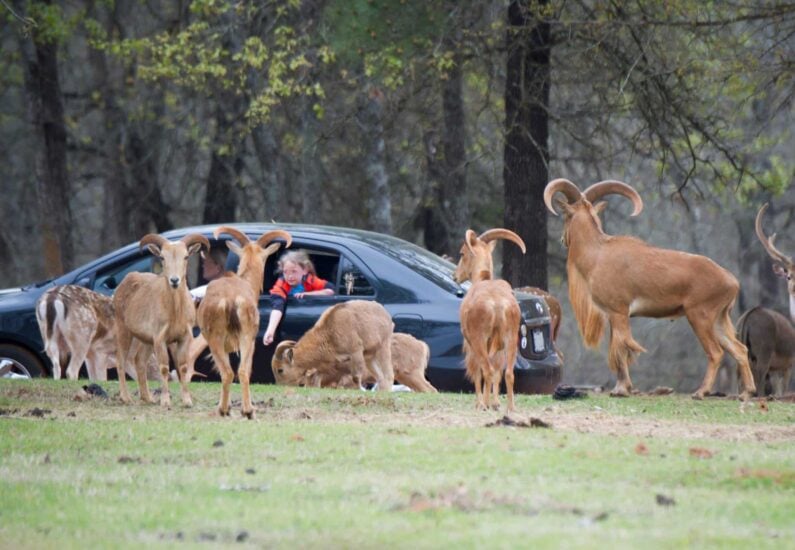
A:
[{"left": 1, "top": 0, "right": 793, "bottom": 391}]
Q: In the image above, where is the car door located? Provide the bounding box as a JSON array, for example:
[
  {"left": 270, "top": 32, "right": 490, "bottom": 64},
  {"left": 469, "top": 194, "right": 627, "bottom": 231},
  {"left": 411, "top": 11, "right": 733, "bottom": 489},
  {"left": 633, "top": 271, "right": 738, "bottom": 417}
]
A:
[{"left": 251, "top": 243, "right": 379, "bottom": 383}]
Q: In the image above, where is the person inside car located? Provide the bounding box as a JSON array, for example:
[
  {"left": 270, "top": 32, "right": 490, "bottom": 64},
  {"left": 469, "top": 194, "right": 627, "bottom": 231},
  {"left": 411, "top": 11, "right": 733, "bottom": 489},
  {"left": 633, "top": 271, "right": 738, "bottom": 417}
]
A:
[{"left": 262, "top": 250, "right": 334, "bottom": 346}]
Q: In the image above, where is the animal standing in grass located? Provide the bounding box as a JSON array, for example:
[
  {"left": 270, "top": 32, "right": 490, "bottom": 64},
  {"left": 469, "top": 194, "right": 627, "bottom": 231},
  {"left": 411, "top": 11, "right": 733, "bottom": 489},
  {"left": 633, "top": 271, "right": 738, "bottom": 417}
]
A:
[
  {"left": 113, "top": 233, "right": 209, "bottom": 407},
  {"left": 735, "top": 204, "right": 795, "bottom": 396},
  {"left": 197, "top": 227, "right": 291, "bottom": 418},
  {"left": 544, "top": 178, "right": 755, "bottom": 399},
  {"left": 453, "top": 228, "right": 526, "bottom": 412}
]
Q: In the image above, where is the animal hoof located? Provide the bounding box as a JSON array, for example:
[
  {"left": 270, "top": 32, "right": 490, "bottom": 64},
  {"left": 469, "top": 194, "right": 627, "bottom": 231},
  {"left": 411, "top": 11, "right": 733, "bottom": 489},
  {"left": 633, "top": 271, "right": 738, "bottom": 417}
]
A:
[
  {"left": 218, "top": 408, "right": 230, "bottom": 417},
  {"left": 242, "top": 410, "right": 255, "bottom": 420},
  {"left": 609, "top": 390, "right": 630, "bottom": 398},
  {"left": 182, "top": 398, "right": 194, "bottom": 408},
  {"left": 691, "top": 391, "right": 705, "bottom": 400}
]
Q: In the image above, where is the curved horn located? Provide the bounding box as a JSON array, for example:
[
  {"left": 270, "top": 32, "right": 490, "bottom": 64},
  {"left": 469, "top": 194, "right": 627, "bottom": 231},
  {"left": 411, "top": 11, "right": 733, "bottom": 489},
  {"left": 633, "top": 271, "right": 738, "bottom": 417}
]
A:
[
  {"left": 139, "top": 233, "right": 169, "bottom": 251},
  {"left": 582, "top": 180, "right": 643, "bottom": 216},
  {"left": 478, "top": 228, "right": 527, "bottom": 254},
  {"left": 274, "top": 340, "right": 297, "bottom": 361},
  {"left": 181, "top": 233, "right": 211, "bottom": 252},
  {"left": 756, "top": 203, "right": 792, "bottom": 266},
  {"left": 544, "top": 178, "right": 583, "bottom": 215},
  {"left": 213, "top": 226, "right": 251, "bottom": 247},
  {"left": 256, "top": 230, "right": 293, "bottom": 249},
  {"left": 464, "top": 229, "right": 478, "bottom": 254}
]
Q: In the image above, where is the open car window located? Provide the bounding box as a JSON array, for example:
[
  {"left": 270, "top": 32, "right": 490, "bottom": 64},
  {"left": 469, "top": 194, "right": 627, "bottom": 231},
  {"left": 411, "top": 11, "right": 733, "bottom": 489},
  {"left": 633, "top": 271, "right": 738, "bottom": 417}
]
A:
[
  {"left": 263, "top": 247, "right": 342, "bottom": 297},
  {"left": 337, "top": 256, "right": 375, "bottom": 296}
]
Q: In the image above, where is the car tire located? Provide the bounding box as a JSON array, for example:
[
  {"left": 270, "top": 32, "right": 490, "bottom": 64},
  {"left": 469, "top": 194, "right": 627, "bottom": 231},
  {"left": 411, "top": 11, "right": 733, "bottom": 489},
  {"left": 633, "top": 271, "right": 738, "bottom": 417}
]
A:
[{"left": 0, "top": 344, "right": 46, "bottom": 379}]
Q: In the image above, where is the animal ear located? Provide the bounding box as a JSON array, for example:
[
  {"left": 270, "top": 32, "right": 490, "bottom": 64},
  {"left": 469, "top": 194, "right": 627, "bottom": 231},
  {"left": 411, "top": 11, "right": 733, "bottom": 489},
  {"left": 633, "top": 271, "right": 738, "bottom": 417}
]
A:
[
  {"left": 187, "top": 242, "right": 204, "bottom": 256},
  {"left": 284, "top": 347, "right": 294, "bottom": 364},
  {"left": 465, "top": 229, "right": 478, "bottom": 252},
  {"left": 145, "top": 244, "right": 163, "bottom": 258},
  {"left": 554, "top": 197, "right": 574, "bottom": 216},
  {"left": 226, "top": 241, "right": 244, "bottom": 257},
  {"left": 593, "top": 201, "right": 608, "bottom": 216},
  {"left": 262, "top": 243, "right": 281, "bottom": 256},
  {"left": 773, "top": 263, "right": 789, "bottom": 278}
]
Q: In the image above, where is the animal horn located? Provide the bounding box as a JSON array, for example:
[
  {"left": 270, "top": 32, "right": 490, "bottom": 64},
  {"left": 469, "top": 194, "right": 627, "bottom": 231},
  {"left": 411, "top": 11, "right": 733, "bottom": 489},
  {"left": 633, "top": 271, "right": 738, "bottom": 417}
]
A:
[
  {"left": 181, "top": 233, "right": 211, "bottom": 252},
  {"left": 478, "top": 228, "right": 527, "bottom": 254},
  {"left": 582, "top": 180, "right": 643, "bottom": 216},
  {"left": 756, "top": 203, "right": 792, "bottom": 267},
  {"left": 274, "top": 340, "right": 296, "bottom": 361},
  {"left": 213, "top": 226, "right": 251, "bottom": 246},
  {"left": 544, "top": 178, "right": 583, "bottom": 215},
  {"left": 256, "top": 230, "right": 293, "bottom": 249},
  {"left": 139, "top": 234, "right": 169, "bottom": 251}
]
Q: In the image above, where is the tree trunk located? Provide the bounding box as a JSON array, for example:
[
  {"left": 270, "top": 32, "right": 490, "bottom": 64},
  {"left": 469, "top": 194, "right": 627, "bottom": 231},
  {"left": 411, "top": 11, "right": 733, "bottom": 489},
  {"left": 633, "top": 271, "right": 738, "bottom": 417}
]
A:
[
  {"left": 360, "top": 86, "right": 393, "bottom": 234},
  {"left": 203, "top": 101, "right": 244, "bottom": 224},
  {"left": 16, "top": 0, "right": 74, "bottom": 276},
  {"left": 423, "top": 48, "right": 470, "bottom": 257},
  {"left": 502, "top": 0, "right": 551, "bottom": 289}
]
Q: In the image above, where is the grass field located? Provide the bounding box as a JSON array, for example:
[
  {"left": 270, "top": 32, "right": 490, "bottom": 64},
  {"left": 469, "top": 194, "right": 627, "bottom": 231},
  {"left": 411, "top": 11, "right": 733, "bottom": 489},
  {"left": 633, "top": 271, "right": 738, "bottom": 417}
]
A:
[{"left": 1, "top": 379, "right": 794, "bottom": 549}]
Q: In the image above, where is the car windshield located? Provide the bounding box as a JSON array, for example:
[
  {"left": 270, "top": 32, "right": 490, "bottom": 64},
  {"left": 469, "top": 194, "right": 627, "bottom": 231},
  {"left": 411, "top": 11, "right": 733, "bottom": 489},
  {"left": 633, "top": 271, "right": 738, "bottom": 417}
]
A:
[{"left": 377, "top": 240, "right": 465, "bottom": 294}]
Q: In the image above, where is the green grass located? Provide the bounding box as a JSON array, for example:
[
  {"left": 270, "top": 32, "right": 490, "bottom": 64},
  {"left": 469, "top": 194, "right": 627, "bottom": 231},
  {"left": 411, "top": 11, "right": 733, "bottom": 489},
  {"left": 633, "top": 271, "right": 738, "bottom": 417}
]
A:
[{"left": 1, "top": 379, "right": 793, "bottom": 549}]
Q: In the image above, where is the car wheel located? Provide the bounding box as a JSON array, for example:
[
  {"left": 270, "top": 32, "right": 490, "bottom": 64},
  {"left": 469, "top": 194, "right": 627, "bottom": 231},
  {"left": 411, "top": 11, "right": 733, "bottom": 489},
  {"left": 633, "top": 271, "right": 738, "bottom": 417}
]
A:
[{"left": 0, "top": 344, "right": 45, "bottom": 379}]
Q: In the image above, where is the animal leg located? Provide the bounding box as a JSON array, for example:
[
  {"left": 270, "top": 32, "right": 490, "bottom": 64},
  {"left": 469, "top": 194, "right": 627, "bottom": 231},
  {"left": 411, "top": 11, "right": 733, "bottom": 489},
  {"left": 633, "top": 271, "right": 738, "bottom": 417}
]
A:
[
  {"left": 64, "top": 334, "right": 92, "bottom": 380},
  {"left": 152, "top": 340, "right": 171, "bottom": 408},
  {"left": 132, "top": 341, "right": 154, "bottom": 404},
  {"left": 115, "top": 327, "right": 134, "bottom": 404},
  {"left": 687, "top": 309, "right": 726, "bottom": 400},
  {"left": 717, "top": 308, "right": 756, "bottom": 399},
  {"left": 465, "top": 338, "right": 488, "bottom": 410},
  {"left": 209, "top": 337, "right": 234, "bottom": 417},
  {"left": 607, "top": 314, "right": 644, "bottom": 397},
  {"left": 85, "top": 350, "right": 107, "bottom": 381},
  {"left": 172, "top": 338, "right": 193, "bottom": 408},
  {"left": 369, "top": 343, "right": 395, "bottom": 391},
  {"left": 504, "top": 342, "right": 518, "bottom": 414},
  {"left": 238, "top": 336, "right": 256, "bottom": 419}
]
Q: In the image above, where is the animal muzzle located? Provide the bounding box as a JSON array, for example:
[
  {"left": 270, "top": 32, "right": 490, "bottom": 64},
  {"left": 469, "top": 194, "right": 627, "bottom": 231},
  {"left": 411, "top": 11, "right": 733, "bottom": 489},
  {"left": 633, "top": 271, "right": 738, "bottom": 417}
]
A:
[{"left": 169, "top": 277, "right": 180, "bottom": 288}]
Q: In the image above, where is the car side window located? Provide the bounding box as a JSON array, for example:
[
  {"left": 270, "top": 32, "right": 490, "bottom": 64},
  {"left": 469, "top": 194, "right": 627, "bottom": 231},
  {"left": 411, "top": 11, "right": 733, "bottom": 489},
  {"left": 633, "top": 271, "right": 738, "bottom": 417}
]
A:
[
  {"left": 92, "top": 255, "right": 158, "bottom": 295},
  {"left": 264, "top": 247, "right": 341, "bottom": 295},
  {"left": 338, "top": 256, "right": 375, "bottom": 297}
]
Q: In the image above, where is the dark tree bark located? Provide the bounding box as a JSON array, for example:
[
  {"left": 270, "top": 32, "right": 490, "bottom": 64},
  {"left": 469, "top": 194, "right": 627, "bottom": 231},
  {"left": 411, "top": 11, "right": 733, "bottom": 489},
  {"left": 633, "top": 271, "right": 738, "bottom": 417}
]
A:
[
  {"left": 360, "top": 86, "right": 393, "bottom": 234},
  {"left": 16, "top": 0, "right": 74, "bottom": 276},
  {"left": 422, "top": 47, "right": 470, "bottom": 257},
  {"left": 502, "top": 0, "right": 551, "bottom": 289},
  {"left": 203, "top": 100, "right": 244, "bottom": 224}
]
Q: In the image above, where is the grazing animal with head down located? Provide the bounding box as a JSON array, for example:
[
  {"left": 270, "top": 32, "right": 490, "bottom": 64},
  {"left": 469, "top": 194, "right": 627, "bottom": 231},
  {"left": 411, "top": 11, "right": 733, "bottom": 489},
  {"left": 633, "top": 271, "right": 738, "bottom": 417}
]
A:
[
  {"left": 453, "top": 228, "right": 526, "bottom": 412},
  {"left": 113, "top": 233, "right": 209, "bottom": 407},
  {"left": 544, "top": 178, "right": 755, "bottom": 399},
  {"left": 271, "top": 300, "right": 394, "bottom": 392},
  {"left": 197, "top": 227, "right": 291, "bottom": 418},
  {"left": 272, "top": 332, "right": 437, "bottom": 393}
]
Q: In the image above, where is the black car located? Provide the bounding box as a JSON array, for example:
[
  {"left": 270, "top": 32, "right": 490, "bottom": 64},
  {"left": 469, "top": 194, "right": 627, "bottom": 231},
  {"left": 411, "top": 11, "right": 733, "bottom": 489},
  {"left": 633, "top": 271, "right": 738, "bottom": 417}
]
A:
[{"left": 0, "top": 223, "right": 561, "bottom": 393}]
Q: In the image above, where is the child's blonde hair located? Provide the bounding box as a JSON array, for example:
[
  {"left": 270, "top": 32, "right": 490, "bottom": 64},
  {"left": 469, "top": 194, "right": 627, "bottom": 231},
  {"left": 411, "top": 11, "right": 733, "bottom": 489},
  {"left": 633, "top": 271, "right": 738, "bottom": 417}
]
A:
[{"left": 277, "top": 250, "right": 317, "bottom": 275}]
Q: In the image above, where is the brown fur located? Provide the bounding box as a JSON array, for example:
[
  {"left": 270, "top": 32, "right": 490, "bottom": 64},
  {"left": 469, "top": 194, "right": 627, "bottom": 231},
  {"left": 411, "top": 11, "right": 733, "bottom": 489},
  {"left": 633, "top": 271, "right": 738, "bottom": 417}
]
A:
[
  {"left": 737, "top": 307, "right": 795, "bottom": 396},
  {"left": 545, "top": 178, "right": 755, "bottom": 399},
  {"left": 452, "top": 228, "right": 525, "bottom": 412},
  {"left": 197, "top": 227, "right": 290, "bottom": 419},
  {"left": 271, "top": 300, "right": 394, "bottom": 392},
  {"left": 114, "top": 233, "right": 209, "bottom": 408},
  {"left": 35, "top": 285, "right": 160, "bottom": 381},
  {"left": 273, "top": 332, "right": 436, "bottom": 393}
]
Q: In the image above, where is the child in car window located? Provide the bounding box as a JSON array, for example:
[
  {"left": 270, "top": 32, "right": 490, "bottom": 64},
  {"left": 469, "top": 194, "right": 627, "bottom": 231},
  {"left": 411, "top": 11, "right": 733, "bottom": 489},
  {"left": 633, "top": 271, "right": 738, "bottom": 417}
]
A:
[{"left": 262, "top": 250, "right": 334, "bottom": 346}]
